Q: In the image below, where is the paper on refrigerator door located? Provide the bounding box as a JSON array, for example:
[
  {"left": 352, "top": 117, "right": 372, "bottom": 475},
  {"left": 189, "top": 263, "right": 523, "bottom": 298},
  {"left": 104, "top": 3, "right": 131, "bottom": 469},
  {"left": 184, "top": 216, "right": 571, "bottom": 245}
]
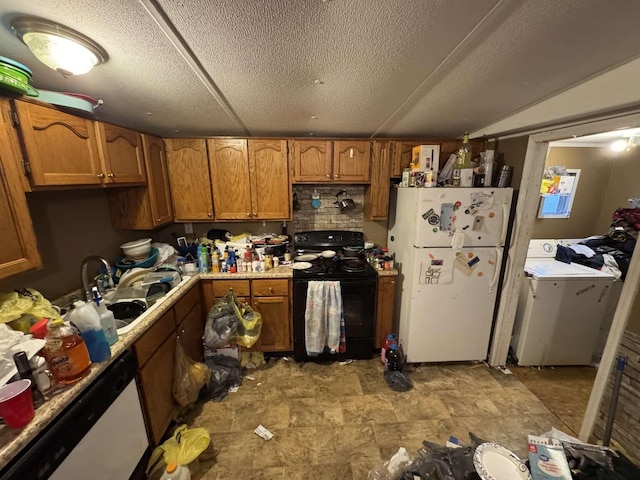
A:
[{"left": 419, "top": 259, "right": 453, "bottom": 285}]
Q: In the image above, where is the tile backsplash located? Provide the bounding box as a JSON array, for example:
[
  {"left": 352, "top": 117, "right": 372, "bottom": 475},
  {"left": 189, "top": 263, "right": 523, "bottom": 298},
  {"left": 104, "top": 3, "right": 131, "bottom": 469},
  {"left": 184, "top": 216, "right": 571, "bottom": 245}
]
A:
[{"left": 290, "top": 185, "right": 364, "bottom": 233}]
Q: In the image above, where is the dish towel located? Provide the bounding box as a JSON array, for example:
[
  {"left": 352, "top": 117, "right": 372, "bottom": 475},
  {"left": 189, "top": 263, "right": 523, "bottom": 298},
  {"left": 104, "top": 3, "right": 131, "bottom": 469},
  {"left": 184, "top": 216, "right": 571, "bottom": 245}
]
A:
[{"left": 305, "top": 281, "right": 344, "bottom": 356}]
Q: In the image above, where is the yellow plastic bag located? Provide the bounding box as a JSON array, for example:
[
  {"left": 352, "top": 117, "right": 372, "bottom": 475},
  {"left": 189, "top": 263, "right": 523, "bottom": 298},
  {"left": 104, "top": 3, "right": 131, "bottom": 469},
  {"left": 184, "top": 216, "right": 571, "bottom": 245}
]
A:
[
  {"left": 146, "top": 424, "right": 210, "bottom": 477},
  {"left": 0, "top": 288, "right": 62, "bottom": 324},
  {"left": 172, "top": 341, "right": 211, "bottom": 407}
]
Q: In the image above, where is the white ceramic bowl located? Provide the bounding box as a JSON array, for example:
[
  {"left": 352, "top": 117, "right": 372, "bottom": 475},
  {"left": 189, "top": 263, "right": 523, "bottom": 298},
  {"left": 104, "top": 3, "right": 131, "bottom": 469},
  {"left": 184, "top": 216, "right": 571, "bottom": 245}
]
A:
[
  {"left": 120, "top": 238, "right": 152, "bottom": 260},
  {"left": 321, "top": 250, "right": 336, "bottom": 258}
]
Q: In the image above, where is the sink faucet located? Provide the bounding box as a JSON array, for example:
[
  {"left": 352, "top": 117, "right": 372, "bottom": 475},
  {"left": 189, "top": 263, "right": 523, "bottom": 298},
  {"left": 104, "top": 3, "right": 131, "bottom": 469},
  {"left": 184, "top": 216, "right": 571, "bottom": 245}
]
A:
[{"left": 81, "top": 256, "right": 115, "bottom": 302}]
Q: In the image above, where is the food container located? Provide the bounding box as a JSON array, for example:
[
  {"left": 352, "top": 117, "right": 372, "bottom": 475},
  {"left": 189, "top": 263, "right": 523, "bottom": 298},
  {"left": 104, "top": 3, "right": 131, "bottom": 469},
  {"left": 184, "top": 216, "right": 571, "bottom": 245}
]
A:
[{"left": 120, "top": 238, "right": 152, "bottom": 260}]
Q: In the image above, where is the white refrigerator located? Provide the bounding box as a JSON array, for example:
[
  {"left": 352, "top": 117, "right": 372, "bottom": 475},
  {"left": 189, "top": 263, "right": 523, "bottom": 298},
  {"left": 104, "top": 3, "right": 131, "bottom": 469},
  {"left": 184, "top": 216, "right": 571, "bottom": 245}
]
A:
[{"left": 387, "top": 187, "right": 513, "bottom": 363}]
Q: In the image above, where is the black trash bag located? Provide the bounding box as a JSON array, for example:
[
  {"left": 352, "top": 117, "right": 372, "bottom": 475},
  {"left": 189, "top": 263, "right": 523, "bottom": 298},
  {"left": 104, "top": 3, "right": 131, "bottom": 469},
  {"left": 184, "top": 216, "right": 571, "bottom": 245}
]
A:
[
  {"left": 402, "top": 433, "right": 486, "bottom": 480},
  {"left": 384, "top": 370, "right": 413, "bottom": 392},
  {"left": 563, "top": 442, "right": 637, "bottom": 480},
  {"left": 201, "top": 355, "right": 243, "bottom": 402}
]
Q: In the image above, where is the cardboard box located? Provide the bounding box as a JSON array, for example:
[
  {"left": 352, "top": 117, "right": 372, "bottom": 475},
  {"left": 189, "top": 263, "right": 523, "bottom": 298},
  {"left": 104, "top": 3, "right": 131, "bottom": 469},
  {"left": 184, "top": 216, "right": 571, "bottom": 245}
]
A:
[{"left": 411, "top": 145, "right": 440, "bottom": 174}]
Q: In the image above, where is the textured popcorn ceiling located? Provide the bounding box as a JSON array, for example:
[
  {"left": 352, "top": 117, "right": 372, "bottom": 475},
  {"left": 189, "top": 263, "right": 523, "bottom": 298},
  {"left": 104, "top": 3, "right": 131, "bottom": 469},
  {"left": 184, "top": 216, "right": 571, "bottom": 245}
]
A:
[{"left": 1, "top": 0, "right": 640, "bottom": 137}]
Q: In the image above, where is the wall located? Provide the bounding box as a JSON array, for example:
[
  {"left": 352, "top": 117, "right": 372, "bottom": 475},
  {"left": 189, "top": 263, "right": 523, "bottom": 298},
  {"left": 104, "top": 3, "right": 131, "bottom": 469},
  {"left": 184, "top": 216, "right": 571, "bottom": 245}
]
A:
[
  {"left": 596, "top": 147, "right": 640, "bottom": 233},
  {"left": 593, "top": 329, "right": 640, "bottom": 463},
  {"left": 495, "top": 136, "right": 529, "bottom": 191},
  {"left": 532, "top": 146, "right": 613, "bottom": 239},
  {"left": 0, "top": 189, "right": 144, "bottom": 300}
]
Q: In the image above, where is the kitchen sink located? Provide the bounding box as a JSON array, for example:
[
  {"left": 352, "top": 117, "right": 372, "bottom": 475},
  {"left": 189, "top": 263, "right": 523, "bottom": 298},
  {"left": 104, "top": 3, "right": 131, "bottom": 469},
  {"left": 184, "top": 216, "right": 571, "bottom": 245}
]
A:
[{"left": 106, "top": 276, "right": 192, "bottom": 335}]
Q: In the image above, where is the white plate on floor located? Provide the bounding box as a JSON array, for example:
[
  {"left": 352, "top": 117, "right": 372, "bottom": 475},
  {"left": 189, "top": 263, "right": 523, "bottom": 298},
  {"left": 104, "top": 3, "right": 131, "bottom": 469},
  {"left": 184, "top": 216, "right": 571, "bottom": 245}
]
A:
[
  {"left": 295, "top": 254, "right": 319, "bottom": 262},
  {"left": 291, "top": 262, "right": 313, "bottom": 270},
  {"left": 473, "top": 443, "right": 531, "bottom": 480}
]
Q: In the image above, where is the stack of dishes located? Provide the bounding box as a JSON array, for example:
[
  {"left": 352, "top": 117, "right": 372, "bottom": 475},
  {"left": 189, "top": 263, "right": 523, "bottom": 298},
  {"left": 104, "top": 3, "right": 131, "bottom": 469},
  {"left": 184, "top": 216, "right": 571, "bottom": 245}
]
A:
[{"left": 0, "top": 56, "right": 38, "bottom": 97}]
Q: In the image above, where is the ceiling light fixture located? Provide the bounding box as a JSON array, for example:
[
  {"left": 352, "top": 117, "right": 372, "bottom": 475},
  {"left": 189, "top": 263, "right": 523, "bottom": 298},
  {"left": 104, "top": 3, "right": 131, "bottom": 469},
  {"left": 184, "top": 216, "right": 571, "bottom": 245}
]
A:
[
  {"left": 611, "top": 139, "right": 628, "bottom": 152},
  {"left": 11, "top": 17, "right": 108, "bottom": 76}
]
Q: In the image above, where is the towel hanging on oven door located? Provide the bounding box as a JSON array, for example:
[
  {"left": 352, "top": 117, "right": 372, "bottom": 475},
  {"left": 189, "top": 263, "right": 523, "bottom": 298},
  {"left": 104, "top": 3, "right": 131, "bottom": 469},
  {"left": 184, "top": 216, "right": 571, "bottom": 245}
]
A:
[{"left": 304, "top": 281, "right": 345, "bottom": 356}]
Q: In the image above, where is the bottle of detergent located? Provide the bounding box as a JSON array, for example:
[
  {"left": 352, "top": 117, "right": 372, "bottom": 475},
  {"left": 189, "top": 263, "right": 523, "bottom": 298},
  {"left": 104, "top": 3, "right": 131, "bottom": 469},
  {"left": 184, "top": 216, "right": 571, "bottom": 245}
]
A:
[
  {"left": 43, "top": 318, "right": 91, "bottom": 384},
  {"left": 92, "top": 287, "right": 119, "bottom": 345},
  {"left": 66, "top": 301, "right": 111, "bottom": 363}
]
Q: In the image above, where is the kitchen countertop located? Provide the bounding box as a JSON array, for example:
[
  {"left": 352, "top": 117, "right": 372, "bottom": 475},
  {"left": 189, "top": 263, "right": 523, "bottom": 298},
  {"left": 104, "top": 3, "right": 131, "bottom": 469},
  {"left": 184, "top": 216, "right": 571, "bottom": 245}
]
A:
[
  {"left": 0, "top": 264, "right": 396, "bottom": 468},
  {"left": 377, "top": 268, "right": 398, "bottom": 276}
]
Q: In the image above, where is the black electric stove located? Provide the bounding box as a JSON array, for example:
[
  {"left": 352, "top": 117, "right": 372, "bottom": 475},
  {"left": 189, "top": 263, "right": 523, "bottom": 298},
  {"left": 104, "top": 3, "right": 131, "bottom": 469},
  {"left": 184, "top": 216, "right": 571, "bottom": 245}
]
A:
[
  {"left": 292, "top": 230, "right": 377, "bottom": 362},
  {"left": 292, "top": 230, "right": 378, "bottom": 279}
]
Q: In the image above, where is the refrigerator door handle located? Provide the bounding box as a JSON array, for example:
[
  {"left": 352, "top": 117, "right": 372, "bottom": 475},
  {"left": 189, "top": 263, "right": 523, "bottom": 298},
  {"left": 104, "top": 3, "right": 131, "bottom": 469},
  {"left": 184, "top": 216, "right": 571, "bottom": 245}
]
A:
[
  {"left": 489, "top": 247, "right": 503, "bottom": 292},
  {"left": 499, "top": 199, "right": 510, "bottom": 246}
]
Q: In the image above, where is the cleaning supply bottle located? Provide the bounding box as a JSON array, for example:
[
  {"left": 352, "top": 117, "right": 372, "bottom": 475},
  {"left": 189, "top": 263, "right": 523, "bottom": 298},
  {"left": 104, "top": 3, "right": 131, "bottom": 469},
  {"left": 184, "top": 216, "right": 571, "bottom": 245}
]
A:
[
  {"left": 92, "top": 287, "right": 119, "bottom": 345},
  {"left": 381, "top": 333, "right": 398, "bottom": 365},
  {"left": 160, "top": 463, "right": 191, "bottom": 480},
  {"left": 197, "top": 244, "right": 209, "bottom": 273},
  {"left": 42, "top": 318, "right": 91, "bottom": 384},
  {"left": 66, "top": 301, "right": 111, "bottom": 363},
  {"left": 211, "top": 250, "right": 220, "bottom": 273}
]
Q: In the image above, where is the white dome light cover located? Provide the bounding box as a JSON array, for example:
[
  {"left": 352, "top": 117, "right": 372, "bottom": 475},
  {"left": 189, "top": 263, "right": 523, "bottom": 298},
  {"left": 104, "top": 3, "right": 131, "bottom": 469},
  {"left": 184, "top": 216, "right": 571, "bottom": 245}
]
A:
[{"left": 11, "top": 17, "right": 108, "bottom": 76}]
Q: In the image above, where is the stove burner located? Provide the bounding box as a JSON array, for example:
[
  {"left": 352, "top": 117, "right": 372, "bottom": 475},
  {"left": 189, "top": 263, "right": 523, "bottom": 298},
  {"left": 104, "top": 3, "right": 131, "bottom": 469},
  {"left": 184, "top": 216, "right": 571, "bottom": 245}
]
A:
[
  {"left": 303, "top": 264, "right": 323, "bottom": 274},
  {"left": 340, "top": 258, "right": 366, "bottom": 273}
]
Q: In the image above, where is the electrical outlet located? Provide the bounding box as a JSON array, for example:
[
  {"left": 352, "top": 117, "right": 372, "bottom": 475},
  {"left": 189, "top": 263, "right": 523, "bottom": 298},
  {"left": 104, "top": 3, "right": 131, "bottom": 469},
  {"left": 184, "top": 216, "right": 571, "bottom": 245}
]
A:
[{"left": 184, "top": 223, "right": 193, "bottom": 234}]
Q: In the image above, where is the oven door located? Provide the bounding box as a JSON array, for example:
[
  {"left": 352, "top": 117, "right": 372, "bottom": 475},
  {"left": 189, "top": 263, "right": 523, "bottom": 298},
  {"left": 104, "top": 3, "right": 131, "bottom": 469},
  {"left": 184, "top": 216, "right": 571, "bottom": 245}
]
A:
[{"left": 293, "top": 277, "right": 376, "bottom": 361}]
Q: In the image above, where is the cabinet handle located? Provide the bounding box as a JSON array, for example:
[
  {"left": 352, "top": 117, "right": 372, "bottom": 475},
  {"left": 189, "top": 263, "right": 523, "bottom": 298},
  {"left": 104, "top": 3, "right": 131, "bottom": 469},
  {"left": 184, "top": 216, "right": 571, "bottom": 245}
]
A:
[
  {"left": 246, "top": 213, "right": 251, "bottom": 217},
  {"left": 268, "top": 286, "right": 273, "bottom": 292},
  {"left": 334, "top": 174, "right": 339, "bottom": 179},
  {"left": 326, "top": 174, "right": 330, "bottom": 178},
  {"left": 207, "top": 212, "right": 212, "bottom": 217},
  {"left": 391, "top": 280, "right": 395, "bottom": 285},
  {"left": 107, "top": 173, "right": 115, "bottom": 178},
  {"left": 156, "top": 218, "right": 162, "bottom": 223},
  {"left": 252, "top": 212, "right": 257, "bottom": 217},
  {"left": 97, "top": 173, "right": 105, "bottom": 179}
]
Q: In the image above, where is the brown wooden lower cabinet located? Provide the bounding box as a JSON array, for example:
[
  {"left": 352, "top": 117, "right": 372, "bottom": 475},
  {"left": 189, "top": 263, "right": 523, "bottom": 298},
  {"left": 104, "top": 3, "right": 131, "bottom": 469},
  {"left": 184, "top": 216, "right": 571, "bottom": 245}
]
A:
[
  {"left": 137, "top": 334, "right": 177, "bottom": 445},
  {"left": 177, "top": 302, "right": 205, "bottom": 362},
  {"left": 375, "top": 276, "right": 396, "bottom": 349},
  {"left": 200, "top": 278, "right": 292, "bottom": 352}
]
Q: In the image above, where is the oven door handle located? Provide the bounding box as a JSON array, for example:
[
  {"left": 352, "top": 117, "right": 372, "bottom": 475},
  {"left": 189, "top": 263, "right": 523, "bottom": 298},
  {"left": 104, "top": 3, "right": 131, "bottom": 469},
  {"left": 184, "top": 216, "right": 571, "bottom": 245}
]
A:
[{"left": 294, "top": 278, "right": 377, "bottom": 286}]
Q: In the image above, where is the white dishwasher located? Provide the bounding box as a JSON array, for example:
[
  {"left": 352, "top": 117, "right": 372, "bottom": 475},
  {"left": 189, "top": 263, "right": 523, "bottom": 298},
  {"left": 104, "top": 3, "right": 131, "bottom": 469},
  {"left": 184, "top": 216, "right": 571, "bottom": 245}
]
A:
[
  {"left": 0, "top": 350, "right": 149, "bottom": 480},
  {"left": 510, "top": 239, "right": 615, "bottom": 366}
]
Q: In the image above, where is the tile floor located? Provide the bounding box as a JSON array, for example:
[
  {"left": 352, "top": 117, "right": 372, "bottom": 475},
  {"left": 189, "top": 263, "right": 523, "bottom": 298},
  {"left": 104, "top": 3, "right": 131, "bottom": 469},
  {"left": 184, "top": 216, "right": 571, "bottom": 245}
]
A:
[{"left": 185, "top": 359, "right": 581, "bottom": 480}]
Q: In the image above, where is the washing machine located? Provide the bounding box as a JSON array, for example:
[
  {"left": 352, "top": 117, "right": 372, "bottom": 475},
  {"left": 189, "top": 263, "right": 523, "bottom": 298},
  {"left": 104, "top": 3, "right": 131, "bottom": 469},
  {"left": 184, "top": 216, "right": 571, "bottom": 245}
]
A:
[{"left": 511, "top": 239, "right": 616, "bottom": 366}]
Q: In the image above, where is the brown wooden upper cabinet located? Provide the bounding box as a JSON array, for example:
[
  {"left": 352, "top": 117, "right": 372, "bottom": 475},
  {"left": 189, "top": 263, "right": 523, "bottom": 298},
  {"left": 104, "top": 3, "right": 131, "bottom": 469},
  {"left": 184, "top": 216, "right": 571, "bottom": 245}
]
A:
[
  {"left": 209, "top": 139, "right": 290, "bottom": 220},
  {"left": 165, "top": 138, "right": 214, "bottom": 221},
  {"left": 365, "top": 141, "right": 391, "bottom": 220},
  {"left": 333, "top": 140, "right": 371, "bottom": 182},
  {"left": 290, "top": 140, "right": 371, "bottom": 183},
  {"left": 107, "top": 134, "right": 173, "bottom": 230},
  {"left": 290, "top": 139, "right": 332, "bottom": 182},
  {"left": 391, "top": 140, "right": 423, "bottom": 178},
  {"left": 13, "top": 100, "right": 103, "bottom": 187},
  {"left": 95, "top": 123, "right": 146, "bottom": 184},
  {"left": 0, "top": 99, "right": 41, "bottom": 280}
]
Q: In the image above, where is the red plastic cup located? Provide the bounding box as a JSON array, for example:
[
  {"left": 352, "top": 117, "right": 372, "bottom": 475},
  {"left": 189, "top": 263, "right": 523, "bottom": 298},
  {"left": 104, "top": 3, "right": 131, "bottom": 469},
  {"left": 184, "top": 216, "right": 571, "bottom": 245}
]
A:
[{"left": 0, "top": 379, "right": 35, "bottom": 429}]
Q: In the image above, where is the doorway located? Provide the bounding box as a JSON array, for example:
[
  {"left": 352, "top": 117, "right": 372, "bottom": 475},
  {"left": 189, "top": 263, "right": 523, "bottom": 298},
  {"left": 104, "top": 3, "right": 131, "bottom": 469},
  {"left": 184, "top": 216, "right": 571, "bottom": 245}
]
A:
[{"left": 487, "top": 114, "right": 640, "bottom": 455}]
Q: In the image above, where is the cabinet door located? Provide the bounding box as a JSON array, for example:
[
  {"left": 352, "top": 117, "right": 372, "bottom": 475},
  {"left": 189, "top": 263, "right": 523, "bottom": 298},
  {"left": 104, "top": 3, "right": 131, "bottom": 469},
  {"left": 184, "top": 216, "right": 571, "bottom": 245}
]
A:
[
  {"left": 333, "top": 140, "right": 371, "bottom": 182},
  {"left": 365, "top": 141, "right": 391, "bottom": 220},
  {"left": 375, "top": 276, "right": 396, "bottom": 349},
  {"left": 106, "top": 134, "right": 173, "bottom": 230},
  {"left": 208, "top": 138, "right": 252, "bottom": 220},
  {"left": 251, "top": 296, "right": 291, "bottom": 351},
  {"left": 144, "top": 135, "right": 173, "bottom": 226},
  {"left": 96, "top": 123, "right": 146, "bottom": 184},
  {"left": 177, "top": 303, "right": 205, "bottom": 362},
  {"left": 165, "top": 138, "right": 214, "bottom": 221},
  {"left": 14, "top": 101, "right": 102, "bottom": 186},
  {"left": 391, "top": 141, "right": 422, "bottom": 178},
  {"left": 0, "top": 100, "right": 41, "bottom": 280},
  {"left": 137, "top": 335, "right": 177, "bottom": 445},
  {"left": 290, "top": 139, "right": 332, "bottom": 182},
  {"left": 248, "top": 139, "right": 290, "bottom": 219}
]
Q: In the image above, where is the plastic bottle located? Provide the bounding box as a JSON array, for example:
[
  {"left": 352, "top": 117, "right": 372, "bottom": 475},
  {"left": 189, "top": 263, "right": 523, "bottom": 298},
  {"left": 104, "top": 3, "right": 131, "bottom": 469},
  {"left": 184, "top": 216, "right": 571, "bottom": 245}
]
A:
[
  {"left": 385, "top": 343, "right": 402, "bottom": 372},
  {"left": 92, "top": 287, "right": 118, "bottom": 345},
  {"left": 160, "top": 463, "right": 191, "bottom": 480},
  {"left": 211, "top": 251, "right": 220, "bottom": 273},
  {"left": 42, "top": 318, "right": 91, "bottom": 384},
  {"left": 197, "top": 244, "right": 209, "bottom": 273},
  {"left": 380, "top": 333, "right": 398, "bottom": 365},
  {"left": 67, "top": 301, "right": 111, "bottom": 363}
]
